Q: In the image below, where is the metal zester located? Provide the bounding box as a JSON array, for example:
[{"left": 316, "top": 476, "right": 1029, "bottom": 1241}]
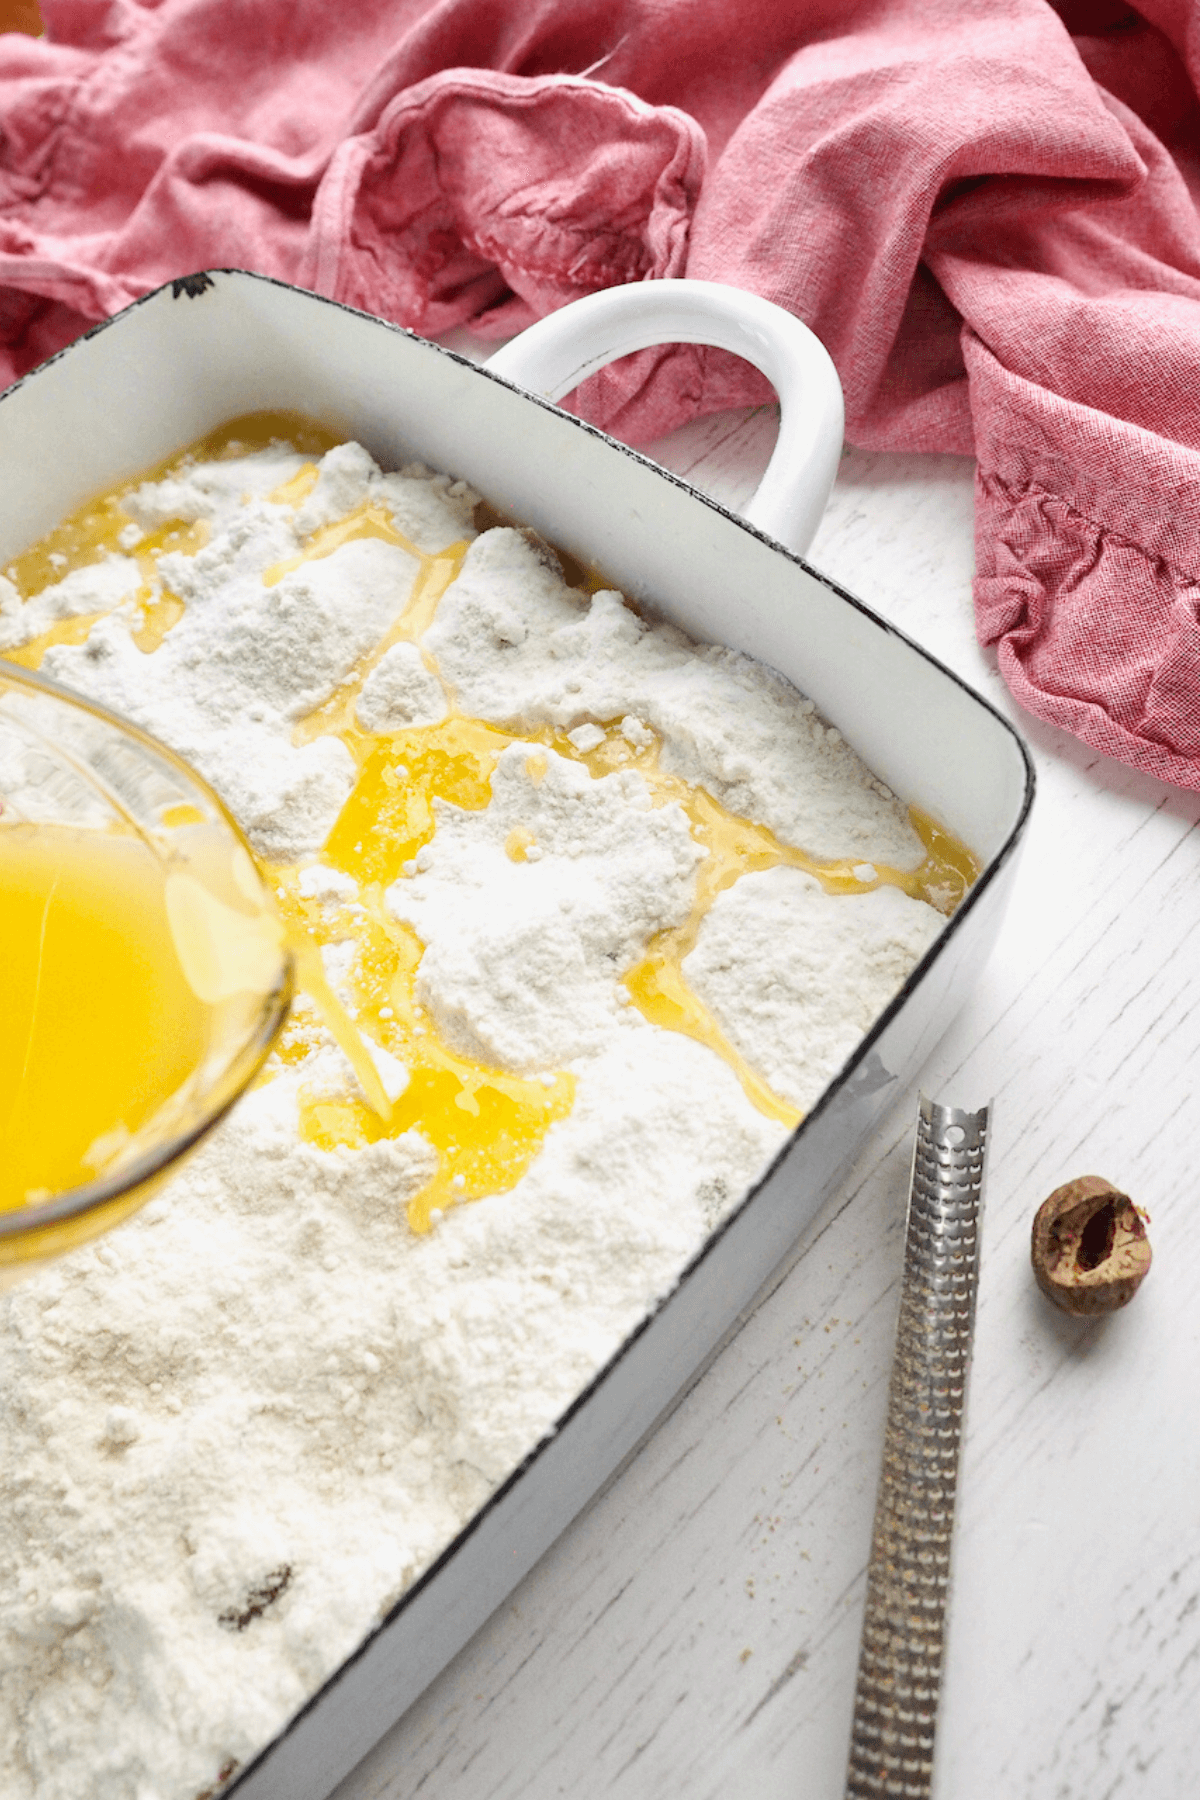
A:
[{"left": 844, "top": 1095, "right": 990, "bottom": 1800}]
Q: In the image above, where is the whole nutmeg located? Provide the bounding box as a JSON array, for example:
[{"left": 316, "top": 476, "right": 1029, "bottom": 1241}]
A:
[{"left": 1031, "top": 1176, "right": 1151, "bottom": 1315}]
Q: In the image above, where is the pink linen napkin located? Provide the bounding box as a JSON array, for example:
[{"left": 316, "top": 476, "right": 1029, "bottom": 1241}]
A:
[{"left": 3, "top": 0, "right": 1200, "bottom": 785}]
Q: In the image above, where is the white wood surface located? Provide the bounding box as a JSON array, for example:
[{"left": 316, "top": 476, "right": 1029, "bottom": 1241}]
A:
[{"left": 331, "top": 404, "right": 1200, "bottom": 1800}]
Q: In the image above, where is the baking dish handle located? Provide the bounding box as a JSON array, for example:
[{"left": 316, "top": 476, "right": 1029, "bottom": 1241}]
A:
[{"left": 485, "top": 280, "right": 844, "bottom": 557}]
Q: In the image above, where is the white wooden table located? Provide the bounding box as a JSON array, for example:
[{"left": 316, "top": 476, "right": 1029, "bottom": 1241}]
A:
[{"left": 332, "top": 402, "right": 1200, "bottom": 1800}]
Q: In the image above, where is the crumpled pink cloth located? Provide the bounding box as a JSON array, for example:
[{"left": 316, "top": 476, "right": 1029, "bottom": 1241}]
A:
[{"left": 4, "top": 0, "right": 1200, "bottom": 787}]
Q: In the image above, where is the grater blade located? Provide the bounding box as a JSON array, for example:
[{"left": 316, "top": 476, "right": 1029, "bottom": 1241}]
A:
[{"left": 844, "top": 1094, "right": 990, "bottom": 1800}]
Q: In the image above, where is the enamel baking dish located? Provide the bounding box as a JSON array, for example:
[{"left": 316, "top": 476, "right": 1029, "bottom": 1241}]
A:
[{"left": 0, "top": 270, "right": 1033, "bottom": 1800}]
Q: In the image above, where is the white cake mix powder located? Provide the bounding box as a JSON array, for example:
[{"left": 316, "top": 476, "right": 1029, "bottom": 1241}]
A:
[{"left": 0, "top": 435, "right": 946, "bottom": 1800}]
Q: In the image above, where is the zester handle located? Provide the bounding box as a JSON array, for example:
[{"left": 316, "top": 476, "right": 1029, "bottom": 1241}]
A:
[{"left": 844, "top": 1095, "right": 990, "bottom": 1800}]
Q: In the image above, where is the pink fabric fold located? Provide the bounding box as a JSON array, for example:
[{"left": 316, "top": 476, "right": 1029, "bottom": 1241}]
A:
[
  {"left": 306, "top": 70, "right": 705, "bottom": 338},
  {"left": 4, "top": 0, "right": 1200, "bottom": 785}
]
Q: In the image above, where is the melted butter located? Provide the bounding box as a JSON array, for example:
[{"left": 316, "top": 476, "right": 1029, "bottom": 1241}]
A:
[
  {"left": 161, "top": 804, "right": 207, "bottom": 829},
  {"left": 3, "top": 412, "right": 981, "bottom": 1238},
  {"left": 505, "top": 826, "right": 538, "bottom": 862},
  {"left": 262, "top": 499, "right": 418, "bottom": 588},
  {"left": 132, "top": 518, "right": 210, "bottom": 571},
  {"left": 130, "top": 590, "right": 187, "bottom": 655},
  {"left": 287, "top": 935, "right": 395, "bottom": 1120},
  {"left": 294, "top": 707, "right": 978, "bottom": 1208},
  {"left": 269, "top": 462, "right": 321, "bottom": 509},
  {"left": 526, "top": 727, "right": 977, "bottom": 1128},
  {"left": 0, "top": 826, "right": 214, "bottom": 1210},
  {"left": 4, "top": 489, "right": 136, "bottom": 606},
  {"left": 182, "top": 411, "right": 345, "bottom": 466},
  {"left": 2, "top": 409, "right": 331, "bottom": 604},
  {"left": 1, "top": 408, "right": 336, "bottom": 667},
  {"left": 288, "top": 545, "right": 468, "bottom": 757},
  {"left": 2, "top": 612, "right": 110, "bottom": 671},
  {"left": 323, "top": 716, "right": 511, "bottom": 885},
  {"left": 268, "top": 863, "right": 574, "bottom": 1234},
  {"left": 236, "top": 456, "right": 570, "bottom": 1233}
]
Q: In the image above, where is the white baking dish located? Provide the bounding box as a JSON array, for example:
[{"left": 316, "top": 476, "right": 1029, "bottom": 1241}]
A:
[{"left": 0, "top": 270, "right": 1033, "bottom": 1800}]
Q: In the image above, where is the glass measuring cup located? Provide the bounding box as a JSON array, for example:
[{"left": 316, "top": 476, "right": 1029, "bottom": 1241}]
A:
[{"left": 0, "top": 663, "right": 292, "bottom": 1285}]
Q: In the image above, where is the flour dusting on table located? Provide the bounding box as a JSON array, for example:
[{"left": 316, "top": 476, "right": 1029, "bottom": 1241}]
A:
[{"left": 0, "top": 433, "right": 949, "bottom": 1800}]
